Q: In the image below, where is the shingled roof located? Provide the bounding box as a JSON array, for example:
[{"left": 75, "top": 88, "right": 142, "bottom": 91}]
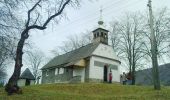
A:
[
  {"left": 20, "top": 68, "right": 35, "bottom": 80},
  {"left": 41, "top": 43, "right": 100, "bottom": 69}
]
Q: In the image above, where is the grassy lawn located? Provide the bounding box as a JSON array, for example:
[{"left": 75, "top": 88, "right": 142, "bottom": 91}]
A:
[{"left": 0, "top": 83, "right": 170, "bottom": 100}]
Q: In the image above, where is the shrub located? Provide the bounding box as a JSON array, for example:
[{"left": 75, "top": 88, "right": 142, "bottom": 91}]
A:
[{"left": 0, "top": 82, "right": 4, "bottom": 87}]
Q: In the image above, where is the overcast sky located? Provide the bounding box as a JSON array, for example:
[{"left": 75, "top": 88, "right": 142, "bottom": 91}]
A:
[{"left": 28, "top": 0, "right": 170, "bottom": 57}]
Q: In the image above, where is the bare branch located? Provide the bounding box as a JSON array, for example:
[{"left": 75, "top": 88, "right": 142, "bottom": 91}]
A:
[
  {"left": 43, "top": 0, "right": 71, "bottom": 27},
  {"left": 25, "top": 0, "right": 42, "bottom": 27}
]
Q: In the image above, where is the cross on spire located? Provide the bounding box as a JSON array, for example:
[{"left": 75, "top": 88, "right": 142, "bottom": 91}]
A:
[
  {"left": 100, "top": 6, "right": 103, "bottom": 21},
  {"left": 98, "top": 6, "right": 104, "bottom": 26}
]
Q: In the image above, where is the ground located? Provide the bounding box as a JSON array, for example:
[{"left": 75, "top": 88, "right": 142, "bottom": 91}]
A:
[{"left": 0, "top": 83, "right": 170, "bottom": 100}]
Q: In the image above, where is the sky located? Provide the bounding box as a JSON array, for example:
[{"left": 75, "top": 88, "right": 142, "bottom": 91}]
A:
[
  {"left": 6, "top": 0, "right": 170, "bottom": 81},
  {"left": 29, "top": 0, "right": 170, "bottom": 57}
]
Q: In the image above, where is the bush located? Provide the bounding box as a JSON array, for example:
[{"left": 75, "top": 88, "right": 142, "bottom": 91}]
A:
[
  {"left": 0, "top": 82, "right": 4, "bottom": 87},
  {"left": 163, "top": 81, "right": 170, "bottom": 86}
]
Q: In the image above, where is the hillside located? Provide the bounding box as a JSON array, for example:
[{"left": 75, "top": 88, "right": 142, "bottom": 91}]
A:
[
  {"left": 0, "top": 83, "right": 170, "bottom": 100},
  {"left": 136, "top": 63, "right": 170, "bottom": 86}
]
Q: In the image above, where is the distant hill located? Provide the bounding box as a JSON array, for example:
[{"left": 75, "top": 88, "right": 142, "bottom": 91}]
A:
[{"left": 136, "top": 63, "right": 170, "bottom": 86}]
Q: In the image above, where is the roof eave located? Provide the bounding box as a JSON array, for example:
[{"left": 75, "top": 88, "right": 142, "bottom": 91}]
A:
[
  {"left": 92, "top": 28, "right": 109, "bottom": 32},
  {"left": 91, "top": 54, "right": 121, "bottom": 64}
]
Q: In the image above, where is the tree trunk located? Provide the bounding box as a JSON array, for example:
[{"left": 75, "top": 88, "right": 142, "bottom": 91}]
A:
[
  {"left": 148, "top": 0, "right": 161, "bottom": 90},
  {"left": 5, "top": 30, "right": 29, "bottom": 95},
  {"left": 131, "top": 65, "right": 135, "bottom": 85}
]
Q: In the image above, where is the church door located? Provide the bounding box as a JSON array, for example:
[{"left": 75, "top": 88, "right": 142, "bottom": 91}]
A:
[
  {"left": 25, "top": 79, "right": 31, "bottom": 86},
  {"left": 104, "top": 65, "right": 108, "bottom": 82}
]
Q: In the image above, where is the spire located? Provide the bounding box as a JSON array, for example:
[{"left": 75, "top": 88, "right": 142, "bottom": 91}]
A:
[{"left": 98, "top": 6, "right": 104, "bottom": 27}]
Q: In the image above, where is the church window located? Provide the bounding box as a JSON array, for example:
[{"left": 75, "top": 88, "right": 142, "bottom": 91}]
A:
[
  {"left": 94, "top": 33, "right": 97, "bottom": 38},
  {"left": 97, "top": 32, "right": 99, "bottom": 37},
  {"left": 66, "top": 68, "right": 69, "bottom": 72},
  {"left": 46, "top": 69, "right": 49, "bottom": 76},
  {"left": 104, "top": 33, "right": 107, "bottom": 38},
  {"left": 101, "top": 32, "right": 104, "bottom": 37},
  {"left": 94, "top": 61, "right": 118, "bottom": 70},
  {"left": 110, "top": 65, "right": 118, "bottom": 70},
  {"left": 94, "top": 61, "right": 105, "bottom": 67},
  {"left": 55, "top": 68, "right": 58, "bottom": 75},
  {"left": 59, "top": 68, "right": 64, "bottom": 74}
]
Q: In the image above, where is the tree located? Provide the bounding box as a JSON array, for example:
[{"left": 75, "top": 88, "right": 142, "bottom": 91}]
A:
[
  {"left": 26, "top": 49, "right": 44, "bottom": 84},
  {"left": 0, "top": 36, "right": 11, "bottom": 82},
  {"left": 52, "top": 31, "right": 92, "bottom": 55},
  {"left": 139, "top": 8, "right": 170, "bottom": 87},
  {"left": 110, "top": 21, "right": 121, "bottom": 56},
  {"left": 140, "top": 6, "right": 170, "bottom": 89},
  {"left": 110, "top": 13, "right": 145, "bottom": 85},
  {"left": 110, "top": 8, "right": 170, "bottom": 86},
  {"left": 148, "top": 0, "right": 160, "bottom": 90},
  {"left": 0, "top": 0, "right": 20, "bottom": 82},
  {"left": 141, "top": 8, "right": 170, "bottom": 62},
  {"left": 5, "top": 0, "right": 80, "bottom": 95}
]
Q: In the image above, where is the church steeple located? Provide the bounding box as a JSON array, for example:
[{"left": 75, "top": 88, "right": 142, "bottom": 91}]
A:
[
  {"left": 92, "top": 7, "right": 109, "bottom": 45},
  {"left": 98, "top": 7, "right": 104, "bottom": 27}
]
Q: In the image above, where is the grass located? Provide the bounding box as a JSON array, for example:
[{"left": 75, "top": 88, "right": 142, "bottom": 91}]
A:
[{"left": 0, "top": 83, "right": 170, "bottom": 100}]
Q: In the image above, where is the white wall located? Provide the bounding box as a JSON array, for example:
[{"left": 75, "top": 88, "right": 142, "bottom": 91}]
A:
[
  {"left": 17, "top": 79, "right": 26, "bottom": 87},
  {"left": 89, "top": 57, "right": 103, "bottom": 79},
  {"left": 110, "top": 68, "right": 120, "bottom": 82},
  {"left": 30, "top": 80, "right": 35, "bottom": 85},
  {"left": 73, "top": 68, "right": 85, "bottom": 82},
  {"left": 17, "top": 79, "right": 35, "bottom": 86},
  {"left": 92, "top": 43, "right": 119, "bottom": 61},
  {"left": 89, "top": 43, "right": 120, "bottom": 82}
]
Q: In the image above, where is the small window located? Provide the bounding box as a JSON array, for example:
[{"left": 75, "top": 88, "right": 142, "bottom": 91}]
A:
[
  {"left": 97, "top": 32, "right": 99, "bottom": 37},
  {"left": 101, "top": 32, "right": 103, "bottom": 37},
  {"left": 59, "top": 68, "right": 64, "bottom": 74},
  {"left": 104, "top": 33, "right": 107, "bottom": 38},
  {"left": 46, "top": 70, "right": 49, "bottom": 76},
  {"left": 94, "top": 33, "right": 97, "bottom": 38},
  {"left": 55, "top": 68, "right": 58, "bottom": 75},
  {"left": 66, "top": 68, "right": 69, "bottom": 72}
]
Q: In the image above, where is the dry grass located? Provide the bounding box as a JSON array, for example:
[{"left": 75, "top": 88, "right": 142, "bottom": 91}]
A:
[{"left": 0, "top": 83, "right": 170, "bottom": 100}]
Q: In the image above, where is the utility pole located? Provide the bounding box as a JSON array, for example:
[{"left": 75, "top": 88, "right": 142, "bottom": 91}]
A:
[{"left": 147, "top": 0, "right": 161, "bottom": 90}]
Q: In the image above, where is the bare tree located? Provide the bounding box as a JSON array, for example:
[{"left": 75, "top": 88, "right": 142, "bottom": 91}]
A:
[
  {"left": 138, "top": 8, "right": 170, "bottom": 82},
  {"left": 110, "top": 8, "right": 170, "bottom": 85},
  {"left": 141, "top": 8, "right": 170, "bottom": 61},
  {"left": 141, "top": 7, "right": 170, "bottom": 89},
  {"left": 52, "top": 31, "right": 92, "bottom": 55},
  {"left": 0, "top": 36, "right": 10, "bottom": 82},
  {"left": 4, "top": 0, "right": 80, "bottom": 95},
  {"left": 110, "top": 13, "right": 146, "bottom": 85},
  {"left": 110, "top": 21, "right": 122, "bottom": 56},
  {"left": 26, "top": 49, "right": 44, "bottom": 84},
  {"left": 0, "top": 0, "right": 20, "bottom": 82}
]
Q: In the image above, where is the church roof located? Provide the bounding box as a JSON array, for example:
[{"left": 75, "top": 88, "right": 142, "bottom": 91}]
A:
[
  {"left": 92, "top": 27, "right": 109, "bottom": 33},
  {"left": 20, "top": 68, "right": 35, "bottom": 80},
  {"left": 41, "top": 43, "right": 100, "bottom": 70}
]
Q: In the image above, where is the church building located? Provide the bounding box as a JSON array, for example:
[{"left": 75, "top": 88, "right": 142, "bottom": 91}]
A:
[
  {"left": 41, "top": 11, "right": 121, "bottom": 83},
  {"left": 17, "top": 68, "right": 35, "bottom": 86}
]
